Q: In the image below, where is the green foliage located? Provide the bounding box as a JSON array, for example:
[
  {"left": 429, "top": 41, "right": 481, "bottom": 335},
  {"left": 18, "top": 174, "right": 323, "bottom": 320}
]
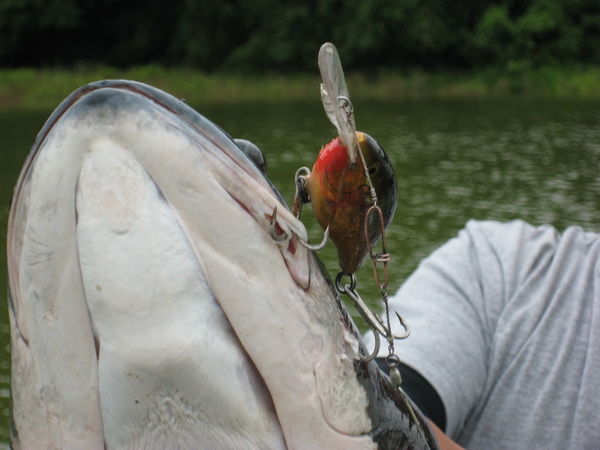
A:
[
  {"left": 0, "top": 0, "right": 599, "bottom": 72},
  {"left": 474, "top": 0, "right": 600, "bottom": 70},
  {"left": 0, "top": 0, "right": 81, "bottom": 64},
  {"left": 2, "top": 65, "right": 599, "bottom": 111}
]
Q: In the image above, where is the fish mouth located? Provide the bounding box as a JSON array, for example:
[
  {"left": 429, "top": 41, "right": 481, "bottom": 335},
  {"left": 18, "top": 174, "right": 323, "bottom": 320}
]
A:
[
  {"left": 11, "top": 80, "right": 310, "bottom": 289},
  {"left": 7, "top": 80, "right": 314, "bottom": 448},
  {"left": 8, "top": 80, "right": 437, "bottom": 449}
]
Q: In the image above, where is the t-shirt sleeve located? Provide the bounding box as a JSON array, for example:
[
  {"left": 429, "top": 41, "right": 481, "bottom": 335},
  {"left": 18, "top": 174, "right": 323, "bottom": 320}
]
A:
[{"left": 373, "top": 219, "right": 560, "bottom": 437}]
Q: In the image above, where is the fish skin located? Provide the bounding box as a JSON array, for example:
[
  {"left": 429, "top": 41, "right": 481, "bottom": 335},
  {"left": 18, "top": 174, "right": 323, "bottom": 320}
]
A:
[{"left": 7, "top": 80, "right": 437, "bottom": 449}]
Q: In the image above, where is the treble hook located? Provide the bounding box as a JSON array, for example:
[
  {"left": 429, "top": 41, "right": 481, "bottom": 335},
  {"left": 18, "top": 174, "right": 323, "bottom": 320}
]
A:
[
  {"left": 362, "top": 325, "right": 381, "bottom": 362},
  {"left": 359, "top": 311, "right": 410, "bottom": 362},
  {"left": 392, "top": 311, "right": 411, "bottom": 340},
  {"left": 292, "top": 167, "right": 311, "bottom": 218},
  {"left": 298, "top": 226, "right": 330, "bottom": 251},
  {"left": 269, "top": 206, "right": 289, "bottom": 243},
  {"left": 336, "top": 272, "right": 410, "bottom": 361},
  {"left": 269, "top": 206, "right": 329, "bottom": 251}
]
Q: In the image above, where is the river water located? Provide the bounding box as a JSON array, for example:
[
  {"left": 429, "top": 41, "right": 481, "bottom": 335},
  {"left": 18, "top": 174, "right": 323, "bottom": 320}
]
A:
[{"left": 1, "top": 93, "right": 599, "bottom": 444}]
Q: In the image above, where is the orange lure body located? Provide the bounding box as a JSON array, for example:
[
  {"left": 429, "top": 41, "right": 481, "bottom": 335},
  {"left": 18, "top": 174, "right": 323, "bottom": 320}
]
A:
[{"left": 305, "top": 132, "right": 397, "bottom": 274}]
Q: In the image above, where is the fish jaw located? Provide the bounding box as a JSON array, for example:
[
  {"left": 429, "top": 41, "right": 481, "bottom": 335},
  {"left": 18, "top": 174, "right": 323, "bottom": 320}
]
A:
[
  {"left": 75, "top": 140, "right": 287, "bottom": 448},
  {"left": 6, "top": 81, "right": 306, "bottom": 447},
  {"left": 7, "top": 81, "right": 434, "bottom": 449}
]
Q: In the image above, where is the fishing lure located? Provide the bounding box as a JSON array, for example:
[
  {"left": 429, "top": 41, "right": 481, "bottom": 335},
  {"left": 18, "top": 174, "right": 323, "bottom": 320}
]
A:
[
  {"left": 305, "top": 132, "right": 397, "bottom": 274},
  {"left": 288, "top": 44, "right": 413, "bottom": 392},
  {"left": 300, "top": 42, "right": 398, "bottom": 274}
]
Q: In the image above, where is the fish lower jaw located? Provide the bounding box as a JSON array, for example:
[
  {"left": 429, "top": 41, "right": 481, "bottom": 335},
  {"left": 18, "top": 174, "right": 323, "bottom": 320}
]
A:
[{"left": 96, "top": 347, "right": 285, "bottom": 449}]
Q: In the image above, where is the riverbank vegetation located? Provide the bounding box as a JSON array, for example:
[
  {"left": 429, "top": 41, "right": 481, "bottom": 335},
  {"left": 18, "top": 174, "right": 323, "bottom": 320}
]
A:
[
  {"left": 3, "top": 0, "right": 600, "bottom": 72},
  {"left": 1, "top": 64, "right": 600, "bottom": 110},
  {"left": 1, "top": 0, "right": 599, "bottom": 108}
]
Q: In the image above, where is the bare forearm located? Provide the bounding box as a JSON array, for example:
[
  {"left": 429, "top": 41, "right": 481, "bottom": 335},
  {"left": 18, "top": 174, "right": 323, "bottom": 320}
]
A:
[{"left": 429, "top": 420, "right": 464, "bottom": 450}]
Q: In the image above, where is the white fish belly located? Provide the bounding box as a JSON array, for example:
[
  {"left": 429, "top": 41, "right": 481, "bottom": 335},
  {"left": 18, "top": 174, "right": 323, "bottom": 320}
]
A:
[{"left": 75, "top": 140, "right": 285, "bottom": 449}]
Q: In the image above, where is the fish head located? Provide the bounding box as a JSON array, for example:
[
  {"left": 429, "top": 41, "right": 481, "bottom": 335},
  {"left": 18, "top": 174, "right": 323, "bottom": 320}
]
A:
[{"left": 7, "top": 81, "right": 434, "bottom": 449}]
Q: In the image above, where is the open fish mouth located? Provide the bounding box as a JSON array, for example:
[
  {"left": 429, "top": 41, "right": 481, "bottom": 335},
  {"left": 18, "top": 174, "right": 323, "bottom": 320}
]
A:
[
  {"left": 7, "top": 80, "right": 437, "bottom": 449},
  {"left": 11, "top": 80, "right": 310, "bottom": 291}
]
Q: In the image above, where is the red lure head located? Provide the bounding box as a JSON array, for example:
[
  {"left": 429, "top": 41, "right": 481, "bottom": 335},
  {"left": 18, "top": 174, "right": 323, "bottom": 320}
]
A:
[
  {"left": 305, "top": 132, "right": 397, "bottom": 274},
  {"left": 311, "top": 136, "right": 372, "bottom": 205}
]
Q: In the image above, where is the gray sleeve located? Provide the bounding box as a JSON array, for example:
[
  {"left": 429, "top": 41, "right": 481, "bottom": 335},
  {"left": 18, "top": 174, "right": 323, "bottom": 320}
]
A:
[{"left": 376, "top": 219, "right": 559, "bottom": 437}]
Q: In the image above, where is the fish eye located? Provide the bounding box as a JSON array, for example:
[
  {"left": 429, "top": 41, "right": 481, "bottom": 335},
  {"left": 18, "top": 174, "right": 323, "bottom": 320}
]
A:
[
  {"left": 368, "top": 162, "right": 380, "bottom": 177},
  {"left": 234, "top": 139, "right": 267, "bottom": 175}
]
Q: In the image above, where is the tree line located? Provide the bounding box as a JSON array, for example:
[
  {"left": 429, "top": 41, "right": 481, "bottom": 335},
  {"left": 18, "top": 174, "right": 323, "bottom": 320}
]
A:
[{"left": 1, "top": 0, "right": 599, "bottom": 73}]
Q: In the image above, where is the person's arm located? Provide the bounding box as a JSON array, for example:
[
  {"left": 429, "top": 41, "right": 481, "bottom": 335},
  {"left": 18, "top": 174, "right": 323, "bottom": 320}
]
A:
[
  {"left": 429, "top": 420, "right": 464, "bottom": 450},
  {"left": 368, "top": 220, "right": 515, "bottom": 440},
  {"left": 371, "top": 220, "right": 572, "bottom": 446}
]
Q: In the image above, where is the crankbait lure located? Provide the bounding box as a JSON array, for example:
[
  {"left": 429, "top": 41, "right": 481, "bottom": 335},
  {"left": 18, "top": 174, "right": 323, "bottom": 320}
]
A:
[
  {"left": 299, "top": 42, "right": 398, "bottom": 274},
  {"left": 305, "top": 131, "right": 397, "bottom": 274}
]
